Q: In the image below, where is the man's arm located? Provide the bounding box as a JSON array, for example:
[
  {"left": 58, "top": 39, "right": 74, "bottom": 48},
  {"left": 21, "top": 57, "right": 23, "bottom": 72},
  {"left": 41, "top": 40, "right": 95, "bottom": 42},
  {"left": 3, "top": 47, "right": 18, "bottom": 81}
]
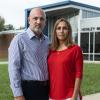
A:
[{"left": 8, "top": 35, "right": 23, "bottom": 97}]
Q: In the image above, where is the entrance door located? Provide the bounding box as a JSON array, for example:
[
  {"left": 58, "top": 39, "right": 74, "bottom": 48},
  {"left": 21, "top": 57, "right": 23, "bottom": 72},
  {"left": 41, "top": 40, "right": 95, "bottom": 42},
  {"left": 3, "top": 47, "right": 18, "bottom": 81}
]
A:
[{"left": 80, "top": 32, "right": 94, "bottom": 61}]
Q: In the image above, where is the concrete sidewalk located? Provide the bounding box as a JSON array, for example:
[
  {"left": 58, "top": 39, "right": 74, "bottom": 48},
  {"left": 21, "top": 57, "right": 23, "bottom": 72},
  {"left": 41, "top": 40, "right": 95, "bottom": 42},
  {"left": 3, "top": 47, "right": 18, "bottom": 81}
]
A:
[
  {"left": 0, "top": 61, "right": 8, "bottom": 64},
  {"left": 83, "top": 93, "right": 100, "bottom": 100}
]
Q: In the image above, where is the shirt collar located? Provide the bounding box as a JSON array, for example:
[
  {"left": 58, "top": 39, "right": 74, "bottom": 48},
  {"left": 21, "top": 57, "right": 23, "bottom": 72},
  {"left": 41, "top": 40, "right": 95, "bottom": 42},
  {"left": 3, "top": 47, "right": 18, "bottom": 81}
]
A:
[
  {"left": 26, "top": 28, "right": 35, "bottom": 39},
  {"left": 26, "top": 28, "right": 45, "bottom": 40}
]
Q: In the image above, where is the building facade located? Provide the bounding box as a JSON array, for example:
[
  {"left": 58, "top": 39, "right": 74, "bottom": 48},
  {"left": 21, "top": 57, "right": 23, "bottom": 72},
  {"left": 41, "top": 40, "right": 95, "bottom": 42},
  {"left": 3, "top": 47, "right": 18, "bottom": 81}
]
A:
[
  {"left": 0, "top": 30, "right": 24, "bottom": 59},
  {"left": 25, "top": 0, "right": 100, "bottom": 62}
]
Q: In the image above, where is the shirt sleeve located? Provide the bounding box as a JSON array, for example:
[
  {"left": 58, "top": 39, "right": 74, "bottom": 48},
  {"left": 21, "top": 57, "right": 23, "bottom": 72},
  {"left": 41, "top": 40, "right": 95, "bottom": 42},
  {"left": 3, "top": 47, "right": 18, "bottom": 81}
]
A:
[
  {"left": 8, "top": 35, "right": 23, "bottom": 97},
  {"left": 75, "top": 46, "right": 83, "bottom": 79}
]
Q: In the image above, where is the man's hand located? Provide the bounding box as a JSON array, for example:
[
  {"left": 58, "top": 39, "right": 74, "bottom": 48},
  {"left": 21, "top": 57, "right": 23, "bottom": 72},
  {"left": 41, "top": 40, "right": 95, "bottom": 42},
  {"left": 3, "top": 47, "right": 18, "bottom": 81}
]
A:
[{"left": 14, "top": 96, "right": 25, "bottom": 100}]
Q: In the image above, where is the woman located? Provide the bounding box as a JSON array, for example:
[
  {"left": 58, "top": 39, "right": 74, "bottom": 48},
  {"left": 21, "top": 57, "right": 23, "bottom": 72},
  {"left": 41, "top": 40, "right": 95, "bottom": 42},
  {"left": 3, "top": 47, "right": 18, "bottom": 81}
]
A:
[{"left": 48, "top": 18, "right": 83, "bottom": 100}]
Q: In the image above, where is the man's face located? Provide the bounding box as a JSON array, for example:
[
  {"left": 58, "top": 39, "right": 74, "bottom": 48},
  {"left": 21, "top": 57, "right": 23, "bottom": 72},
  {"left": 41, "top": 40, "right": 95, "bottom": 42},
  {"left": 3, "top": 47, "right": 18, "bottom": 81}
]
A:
[{"left": 28, "top": 9, "right": 46, "bottom": 35}]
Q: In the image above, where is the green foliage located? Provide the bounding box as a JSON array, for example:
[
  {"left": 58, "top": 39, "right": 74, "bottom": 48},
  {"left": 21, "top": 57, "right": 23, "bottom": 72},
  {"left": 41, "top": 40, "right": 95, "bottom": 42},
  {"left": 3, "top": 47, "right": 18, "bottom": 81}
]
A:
[
  {"left": 0, "top": 16, "right": 14, "bottom": 31},
  {"left": 4, "top": 24, "right": 14, "bottom": 30},
  {"left": 0, "top": 16, "right": 5, "bottom": 31}
]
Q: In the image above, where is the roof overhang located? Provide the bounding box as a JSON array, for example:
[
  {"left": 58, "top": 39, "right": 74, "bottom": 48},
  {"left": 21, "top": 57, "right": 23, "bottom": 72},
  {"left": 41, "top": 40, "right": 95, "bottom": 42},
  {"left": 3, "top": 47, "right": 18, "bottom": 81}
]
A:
[
  {"left": 42, "top": 0, "right": 100, "bottom": 11},
  {"left": 40, "top": 0, "right": 100, "bottom": 16},
  {"left": 25, "top": 0, "right": 100, "bottom": 17},
  {"left": 44, "top": 5, "right": 79, "bottom": 16}
]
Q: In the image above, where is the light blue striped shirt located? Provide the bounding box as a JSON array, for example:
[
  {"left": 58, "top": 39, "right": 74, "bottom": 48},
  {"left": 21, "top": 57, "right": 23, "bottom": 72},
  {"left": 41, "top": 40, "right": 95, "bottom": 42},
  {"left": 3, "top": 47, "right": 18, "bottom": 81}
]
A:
[{"left": 8, "top": 28, "right": 50, "bottom": 97}]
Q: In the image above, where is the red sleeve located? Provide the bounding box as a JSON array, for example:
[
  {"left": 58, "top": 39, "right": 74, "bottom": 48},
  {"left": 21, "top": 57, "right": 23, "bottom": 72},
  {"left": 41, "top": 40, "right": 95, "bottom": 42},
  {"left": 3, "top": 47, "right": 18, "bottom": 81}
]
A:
[{"left": 75, "top": 46, "right": 83, "bottom": 79}]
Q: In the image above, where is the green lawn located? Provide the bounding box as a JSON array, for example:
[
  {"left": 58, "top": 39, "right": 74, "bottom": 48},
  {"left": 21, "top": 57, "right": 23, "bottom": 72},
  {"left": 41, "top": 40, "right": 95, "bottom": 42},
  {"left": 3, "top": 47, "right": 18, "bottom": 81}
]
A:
[
  {"left": 0, "top": 64, "right": 13, "bottom": 100},
  {"left": 0, "top": 63, "right": 100, "bottom": 99},
  {"left": 81, "top": 63, "right": 100, "bottom": 96}
]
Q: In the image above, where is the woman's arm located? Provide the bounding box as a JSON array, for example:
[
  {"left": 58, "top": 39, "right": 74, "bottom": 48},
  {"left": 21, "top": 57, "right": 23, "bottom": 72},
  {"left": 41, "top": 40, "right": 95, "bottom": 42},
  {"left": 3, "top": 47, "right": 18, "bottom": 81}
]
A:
[{"left": 71, "top": 78, "right": 82, "bottom": 100}]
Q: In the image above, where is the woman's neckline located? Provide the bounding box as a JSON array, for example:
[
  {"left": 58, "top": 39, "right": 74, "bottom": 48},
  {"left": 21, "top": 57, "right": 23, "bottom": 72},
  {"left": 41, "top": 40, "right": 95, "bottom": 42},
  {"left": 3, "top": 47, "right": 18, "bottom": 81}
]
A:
[{"left": 55, "top": 44, "right": 75, "bottom": 53}]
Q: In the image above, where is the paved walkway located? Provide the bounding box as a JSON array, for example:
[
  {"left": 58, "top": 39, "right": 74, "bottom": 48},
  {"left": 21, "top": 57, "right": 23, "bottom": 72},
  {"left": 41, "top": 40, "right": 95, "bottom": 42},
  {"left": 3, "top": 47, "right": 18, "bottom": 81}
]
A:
[
  {"left": 83, "top": 93, "right": 100, "bottom": 100},
  {"left": 0, "top": 61, "right": 8, "bottom": 64}
]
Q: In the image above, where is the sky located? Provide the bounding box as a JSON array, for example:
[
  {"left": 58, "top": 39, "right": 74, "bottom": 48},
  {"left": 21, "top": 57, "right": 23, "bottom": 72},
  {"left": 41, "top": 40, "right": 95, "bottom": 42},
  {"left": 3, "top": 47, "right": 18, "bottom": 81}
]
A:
[{"left": 0, "top": 0, "right": 100, "bottom": 29}]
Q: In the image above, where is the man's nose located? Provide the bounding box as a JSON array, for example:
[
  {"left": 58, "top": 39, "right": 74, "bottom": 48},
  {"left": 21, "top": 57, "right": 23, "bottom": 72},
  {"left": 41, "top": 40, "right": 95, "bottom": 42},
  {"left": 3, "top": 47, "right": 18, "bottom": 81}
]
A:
[{"left": 37, "top": 18, "right": 41, "bottom": 23}]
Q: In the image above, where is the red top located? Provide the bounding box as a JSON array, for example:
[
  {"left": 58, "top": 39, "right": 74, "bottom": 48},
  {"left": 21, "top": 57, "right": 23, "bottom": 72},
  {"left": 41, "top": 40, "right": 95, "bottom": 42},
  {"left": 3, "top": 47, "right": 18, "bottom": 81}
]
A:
[{"left": 48, "top": 45, "right": 83, "bottom": 100}]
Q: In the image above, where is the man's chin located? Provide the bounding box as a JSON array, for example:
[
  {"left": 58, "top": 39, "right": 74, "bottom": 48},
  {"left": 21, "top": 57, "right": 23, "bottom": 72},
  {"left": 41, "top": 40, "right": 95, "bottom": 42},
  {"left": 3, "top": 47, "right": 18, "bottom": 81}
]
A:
[
  {"left": 35, "top": 29, "right": 42, "bottom": 33},
  {"left": 34, "top": 30, "right": 42, "bottom": 35}
]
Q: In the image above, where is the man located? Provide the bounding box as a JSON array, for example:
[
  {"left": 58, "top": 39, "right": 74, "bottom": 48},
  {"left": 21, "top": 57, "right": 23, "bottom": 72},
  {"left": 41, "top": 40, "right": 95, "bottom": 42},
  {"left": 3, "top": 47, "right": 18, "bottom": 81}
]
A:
[{"left": 8, "top": 7, "right": 50, "bottom": 100}]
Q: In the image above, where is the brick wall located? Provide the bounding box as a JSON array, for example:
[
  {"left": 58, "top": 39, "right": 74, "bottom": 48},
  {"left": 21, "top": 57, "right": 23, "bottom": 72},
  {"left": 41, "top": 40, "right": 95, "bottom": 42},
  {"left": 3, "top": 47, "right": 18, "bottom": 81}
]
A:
[{"left": 0, "top": 34, "right": 15, "bottom": 59}]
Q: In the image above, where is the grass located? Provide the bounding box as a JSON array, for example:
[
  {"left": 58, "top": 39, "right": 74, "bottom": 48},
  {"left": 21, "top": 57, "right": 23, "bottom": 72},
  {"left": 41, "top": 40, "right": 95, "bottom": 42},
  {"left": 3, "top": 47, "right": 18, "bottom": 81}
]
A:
[
  {"left": 0, "top": 63, "right": 100, "bottom": 99},
  {"left": 81, "top": 63, "right": 100, "bottom": 96},
  {"left": 0, "top": 64, "right": 13, "bottom": 100}
]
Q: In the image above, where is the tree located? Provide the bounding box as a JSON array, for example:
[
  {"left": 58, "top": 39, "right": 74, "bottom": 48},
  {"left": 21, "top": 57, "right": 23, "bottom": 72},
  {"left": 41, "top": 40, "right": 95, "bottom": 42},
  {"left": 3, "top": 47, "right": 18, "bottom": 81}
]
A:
[
  {"left": 0, "top": 16, "right": 5, "bottom": 31},
  {"left": 4, "top": 24, "right": 14, "bottom": 30}
]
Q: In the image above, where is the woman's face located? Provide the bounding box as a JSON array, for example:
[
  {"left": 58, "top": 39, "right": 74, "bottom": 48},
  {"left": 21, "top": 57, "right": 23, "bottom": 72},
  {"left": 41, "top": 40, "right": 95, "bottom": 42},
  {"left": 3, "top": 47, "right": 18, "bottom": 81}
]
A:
[{"left": 56, "top": 21, "right": 69, "bottom": 42}]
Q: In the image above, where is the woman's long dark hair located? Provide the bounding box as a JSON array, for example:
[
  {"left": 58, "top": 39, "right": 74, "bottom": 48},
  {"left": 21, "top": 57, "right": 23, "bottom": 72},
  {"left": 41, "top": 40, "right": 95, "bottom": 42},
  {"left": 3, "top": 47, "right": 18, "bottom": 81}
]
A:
[{"left": 51, "top": 18, "right": 74, "bottom": 50}]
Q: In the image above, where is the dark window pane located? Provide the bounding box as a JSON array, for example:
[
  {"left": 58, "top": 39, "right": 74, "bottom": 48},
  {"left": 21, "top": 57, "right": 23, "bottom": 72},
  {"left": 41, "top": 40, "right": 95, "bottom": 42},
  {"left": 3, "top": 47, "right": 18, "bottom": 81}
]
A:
[
  {"left": 90, "top": 33, "right": 93, "bottom": 53},
  {"left": 95, "top": 32, "right": 100, "bottom": 53},
  {"left": 83, "top": 54, "right": 88, "bottom": 60},
  {"left": 81, "top": 33, "right": 89, "bottom": 53},
  {"left": 95, "top": 55, "right": 100, "bottom": 61}
]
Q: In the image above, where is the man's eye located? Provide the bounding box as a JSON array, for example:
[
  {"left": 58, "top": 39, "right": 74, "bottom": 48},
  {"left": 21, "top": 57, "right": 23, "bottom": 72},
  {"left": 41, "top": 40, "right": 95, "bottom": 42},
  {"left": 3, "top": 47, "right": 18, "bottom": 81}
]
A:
[
  {"left": 33, "top": 17, "right": 38, "bottom": 20},
  {"left": 40, "top": 17, "right": 44, "bottom": 21},
  {"left": 33, "top": 17, "right": 44, "bottom": 21}
]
